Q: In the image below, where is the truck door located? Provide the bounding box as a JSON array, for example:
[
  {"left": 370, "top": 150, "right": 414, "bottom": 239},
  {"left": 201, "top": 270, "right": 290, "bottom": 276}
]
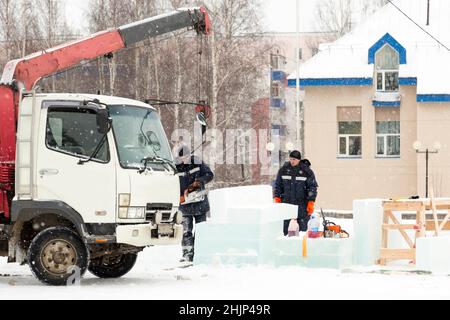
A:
[{"left": 36, "top": 102, "right": 116, "bottom": 223}]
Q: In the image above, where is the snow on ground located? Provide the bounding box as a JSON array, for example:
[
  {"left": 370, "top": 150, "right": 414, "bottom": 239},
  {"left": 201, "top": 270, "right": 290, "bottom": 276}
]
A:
[{"left": 0, "top": 218, "right": 449, "bottom": 300}]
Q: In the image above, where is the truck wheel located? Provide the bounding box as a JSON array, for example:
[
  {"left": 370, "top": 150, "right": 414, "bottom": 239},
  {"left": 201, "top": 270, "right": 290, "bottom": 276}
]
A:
[
  {"left": 27, "top": 227, "right": 89, "bottom": 286},
  {"left": 88, "top": 253, "right": 137, "bottom": 279}
]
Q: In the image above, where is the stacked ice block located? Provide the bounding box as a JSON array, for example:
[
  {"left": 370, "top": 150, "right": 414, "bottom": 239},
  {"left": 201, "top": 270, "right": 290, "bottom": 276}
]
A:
[
  {"left": 352, "top": 199, "right": 384, "bottom": 266},
  {"left": 194, "top": 185, "right": 354, "bottom": 269},
  {"left": 194, "top": 185, "right": 298, "bottom": 266}
]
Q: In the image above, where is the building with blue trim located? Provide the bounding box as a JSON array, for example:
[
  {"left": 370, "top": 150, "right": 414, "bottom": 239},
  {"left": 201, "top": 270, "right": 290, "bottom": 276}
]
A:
[{"left": 286, "top": 0, "right": 450, "bottom": 209}]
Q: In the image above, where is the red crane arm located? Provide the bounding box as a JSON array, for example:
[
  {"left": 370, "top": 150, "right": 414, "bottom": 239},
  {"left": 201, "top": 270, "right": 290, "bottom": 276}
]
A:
[{"left": 0, "top": 7, "right": 211, "bottom": 90}]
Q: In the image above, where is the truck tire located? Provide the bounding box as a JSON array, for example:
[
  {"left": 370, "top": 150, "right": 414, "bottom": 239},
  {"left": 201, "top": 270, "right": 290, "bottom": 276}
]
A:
[
  {"left": 27, "top": 227, "right": 89, "bottom": 286},
  {"left": 88, "top": 253, "right": 137, "bottom": 279}
]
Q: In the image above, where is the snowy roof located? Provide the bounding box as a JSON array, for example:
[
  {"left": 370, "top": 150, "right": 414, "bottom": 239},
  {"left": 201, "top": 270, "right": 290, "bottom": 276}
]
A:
[{"left": 288, "top": 0, "right": 450, "bottom": 96}]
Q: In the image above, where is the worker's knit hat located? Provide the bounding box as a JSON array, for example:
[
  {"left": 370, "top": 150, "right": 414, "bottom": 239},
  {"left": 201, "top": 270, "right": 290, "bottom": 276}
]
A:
[{"left": 289, "top": 150, "right": 302, "bottom": 160}]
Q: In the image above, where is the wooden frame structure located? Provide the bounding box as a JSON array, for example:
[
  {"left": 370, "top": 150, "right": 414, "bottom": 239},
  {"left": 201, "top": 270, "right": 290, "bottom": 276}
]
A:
[{"left": 378, "top": 198, "right": 450, "bottom": 266}]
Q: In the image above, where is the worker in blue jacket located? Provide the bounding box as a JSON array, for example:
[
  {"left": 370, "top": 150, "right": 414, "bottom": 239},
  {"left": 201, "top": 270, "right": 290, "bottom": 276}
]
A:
[
  {"left": 175, "top": 143, "right": 214, "bottom": 263},
  {"left": 273, "top": 150, "right": 318, "bottom": 234}
]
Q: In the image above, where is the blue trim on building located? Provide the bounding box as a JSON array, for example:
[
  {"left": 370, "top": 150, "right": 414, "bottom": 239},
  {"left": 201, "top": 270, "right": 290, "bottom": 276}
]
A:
[
  {"left": 372, "top": 101, "right": 401, "bottom": 107},
  {"left": 399, "top": 77, "right": 417, "bottom": 86},
  {"left": 368, "top": 33, "right": 407, "bottom": 65},
  {"left": 288, "top": 78, "right": 373, "bottom": 87},
  {"left": 417, "top": 94, "right": 450, "bottom": 102}
]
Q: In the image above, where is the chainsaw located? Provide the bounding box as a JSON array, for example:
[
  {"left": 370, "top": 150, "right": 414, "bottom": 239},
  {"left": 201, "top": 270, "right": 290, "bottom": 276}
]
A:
[
  {"left": 183, "top": 189, "right": 208, "bottom": 205},
  {"left": 320, "top": 209, "right": 349, "bottom": 238}
]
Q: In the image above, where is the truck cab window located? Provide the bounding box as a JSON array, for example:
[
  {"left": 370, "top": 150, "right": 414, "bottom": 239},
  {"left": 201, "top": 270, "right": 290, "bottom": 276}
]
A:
[
  {"left": 46, "top": 108, "right": 109, "bottom": 162},
  {"left": 109, "top": 105, "right": 173, "bottom": 169}
]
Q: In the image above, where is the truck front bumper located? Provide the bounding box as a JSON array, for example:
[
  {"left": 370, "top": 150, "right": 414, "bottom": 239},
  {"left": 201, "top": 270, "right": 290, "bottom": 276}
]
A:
[{"left": 116, "top": 223, "right": 183, "bottom": 247}]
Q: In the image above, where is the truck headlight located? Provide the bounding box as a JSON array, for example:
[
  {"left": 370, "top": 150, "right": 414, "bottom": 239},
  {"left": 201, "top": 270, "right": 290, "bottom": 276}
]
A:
[
  {"left": 127, "top": 207, "right": 146, "bottom": 219},
  {"left": 119, "top": 207, "right": 145, "bottom": 219}
]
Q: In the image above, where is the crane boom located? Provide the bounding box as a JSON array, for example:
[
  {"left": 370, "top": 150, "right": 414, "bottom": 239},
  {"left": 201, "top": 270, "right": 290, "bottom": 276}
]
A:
[{"left": 0, "top": 7, "right": 211, "bottom": 90}]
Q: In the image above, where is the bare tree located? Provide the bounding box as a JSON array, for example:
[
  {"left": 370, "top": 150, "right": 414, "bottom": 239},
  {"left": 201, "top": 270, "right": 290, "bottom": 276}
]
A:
[
  {"left": 0, "top": 0, "right": 19, "bottom": 66},
  {"left": 314, "top": 0, "right": 389, "bottom": 40}
]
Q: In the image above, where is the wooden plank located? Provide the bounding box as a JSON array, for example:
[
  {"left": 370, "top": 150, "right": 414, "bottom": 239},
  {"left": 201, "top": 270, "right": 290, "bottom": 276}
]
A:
[
  {"left": 383, "top": 201, "right": 424, "bottom": 211},
  {"left": 439, "top": 213, "right": 450, "bottom": 233},
  {"left": 386, "top": 211, "right": 415, "bottom": 248},
  {"left": 430, "top": 195, "right": 439, "bottom": 236},
  {"left": 418, "top": 205, "right": 426, "bottom": 238},
  {"left": 426, "top": 220, "right": 450, "bottom": 231},
  {"left": 379, "top": 248, "right": 415, "bottom": 260},
  {"left": 382, "top": 224, "right": 417, "bottom": 230},
  {"left": 379, "top": 210, "right": 390, "bottom": 266}
]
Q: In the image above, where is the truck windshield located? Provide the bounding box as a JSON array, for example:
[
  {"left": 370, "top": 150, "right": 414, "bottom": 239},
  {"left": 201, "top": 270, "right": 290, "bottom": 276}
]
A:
[{"left": 109, "top": 105, "right": 173, "bottom": 170}]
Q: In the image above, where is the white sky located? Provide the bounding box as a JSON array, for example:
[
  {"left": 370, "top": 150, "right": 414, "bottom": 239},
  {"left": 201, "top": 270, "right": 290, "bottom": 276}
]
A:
[{"left": 64, "top": 0, "right": 321, "bottom": 35}]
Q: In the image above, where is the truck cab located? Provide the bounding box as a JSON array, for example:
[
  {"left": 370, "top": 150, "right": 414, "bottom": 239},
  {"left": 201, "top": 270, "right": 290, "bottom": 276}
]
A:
[
  {"left": 9, "top": 92, "right": 182, "bottom": 285},
  {"left": 0, "top": 6, "right": 211, "bottom": 286}
]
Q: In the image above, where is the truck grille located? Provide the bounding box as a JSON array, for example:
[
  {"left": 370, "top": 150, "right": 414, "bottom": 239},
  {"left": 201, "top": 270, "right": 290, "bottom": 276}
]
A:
[
  {"left": 146, "top": 203, "right": 173, "bottom": 211},
  {"left": 146, "top": 203, "right": 173, "bottom": 222},
  {"left": 146, "top": 212, "right": 172, "bottom": 222}
]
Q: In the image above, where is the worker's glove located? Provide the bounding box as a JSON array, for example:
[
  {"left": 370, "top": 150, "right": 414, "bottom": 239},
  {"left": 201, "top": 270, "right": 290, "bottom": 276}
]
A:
[
  {"left": 189, "top": 180, "right": 202, "bottom": 192},
  {"left": 180, "top": 190, "right": 189, "bottom": 204},
  {"left": 307, "top": 201, "right": 315, "bottom": 215},
  {"left": 274, "top": 197, "right": 282, "bottom": 203}
]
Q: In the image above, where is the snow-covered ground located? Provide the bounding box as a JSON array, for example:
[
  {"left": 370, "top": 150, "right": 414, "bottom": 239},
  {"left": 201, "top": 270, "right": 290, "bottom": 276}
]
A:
[{"left": 1, "top": 224, "right": 450, "bottom": 300}]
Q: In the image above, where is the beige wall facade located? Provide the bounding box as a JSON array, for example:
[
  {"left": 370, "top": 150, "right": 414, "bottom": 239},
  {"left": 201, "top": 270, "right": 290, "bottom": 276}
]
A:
[{"left": 300, "top": 85, "right": 450, "bottom": 210}]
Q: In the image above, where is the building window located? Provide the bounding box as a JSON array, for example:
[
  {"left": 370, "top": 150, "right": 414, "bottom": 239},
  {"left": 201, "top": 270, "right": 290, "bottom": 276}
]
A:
[
  {"left": 298, "top": 48, "right": 303, "bottom": 60},
  {"left": 270, "top": 53, "right": 286, "bottom": 70},
  {"left": 375, "top": 45, "right": 399, "bottom": 92},
  {"left": 272, "top": 124, "right": 287, "bottom": 136},
  {"left": 271, "top": 83, "right": 280, "bottom": 97},
  {"left": 375, "top": 108, "right": 400, "bottom": 157},
  {"left": 337, "top": 107, "right": 362, "bottom": 157}
]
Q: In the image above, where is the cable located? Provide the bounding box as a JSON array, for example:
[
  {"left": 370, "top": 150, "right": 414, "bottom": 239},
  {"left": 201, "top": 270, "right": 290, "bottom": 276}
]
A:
[{"left": 386, "top": 0, "right": 450, "bottom": 52}]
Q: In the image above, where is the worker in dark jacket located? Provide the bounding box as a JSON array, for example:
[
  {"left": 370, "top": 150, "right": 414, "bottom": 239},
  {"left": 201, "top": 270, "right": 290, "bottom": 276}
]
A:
[
  {"left": 175, "top": 143, "right": 214, "bottom": 263},
  {"left": 273, "top": 150, "right": 318, "bottom": 235}
]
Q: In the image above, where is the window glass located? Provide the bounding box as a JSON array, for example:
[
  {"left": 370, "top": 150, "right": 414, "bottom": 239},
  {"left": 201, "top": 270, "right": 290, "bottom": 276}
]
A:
[
  {"left": 377, "top": 136, "right": 385, "bottom": 155},
  {"left": 339, "top": 122, "right": 362, "bottom": 134},
  {"left": 339, "top": 137, "right": 347, "bottom": 155},
  {"left": 385, "top": 72, "right": 399, "bottom": 91},
  {"left": 377, "top": 73, "right": 383, "bottom": 90},
  {"left": 46, "top": 108, "right": 109, "bottom": 162},
  {"left": 109, "top": 105, "right": 172, "bottom": 169},
  {"left": 375, "top": 45, "right": 399, "bottom": 70},
  {"left": 349, "top": 136, "right": 362, "bottom": 156},
  {"left": 376, "top": 121, "right": 400, "bottom": 134},
  {"left": 387, "top": 135, "right": 400, "bottom": 156}
]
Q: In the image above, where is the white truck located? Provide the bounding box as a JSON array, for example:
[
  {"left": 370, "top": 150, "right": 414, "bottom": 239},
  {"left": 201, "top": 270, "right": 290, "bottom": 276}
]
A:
[{"left": 0, "top": 7, "right": 211, "bottom": 285}]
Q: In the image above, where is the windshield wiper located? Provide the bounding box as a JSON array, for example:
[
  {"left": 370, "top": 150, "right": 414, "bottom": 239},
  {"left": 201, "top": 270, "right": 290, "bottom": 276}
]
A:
[
  {"left": 139, "top": 156, "right": 177, "bottom": 174},
  {"left": 78, "top": 133, "right": 108, "bottom": 165}
]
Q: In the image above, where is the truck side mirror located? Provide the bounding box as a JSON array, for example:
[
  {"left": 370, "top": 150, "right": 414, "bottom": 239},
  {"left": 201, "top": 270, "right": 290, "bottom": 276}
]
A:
[{"left": 97, "top": 109, "right": 111, "bottom": 134}]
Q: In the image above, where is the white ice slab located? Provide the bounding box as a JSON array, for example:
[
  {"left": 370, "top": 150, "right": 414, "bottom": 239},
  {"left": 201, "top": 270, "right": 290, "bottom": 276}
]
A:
[
  {"left": 209, "top": 185, "right": 273, "bottom": 222},
  {"left": 416, "top": 236, "right": 450, "bottom": 275},
  {"left": 352, "top": 199, "right": 384, "bottom": 266},
  {"left": 227, "top": 203, "right": 298, "bottom": 224}
]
